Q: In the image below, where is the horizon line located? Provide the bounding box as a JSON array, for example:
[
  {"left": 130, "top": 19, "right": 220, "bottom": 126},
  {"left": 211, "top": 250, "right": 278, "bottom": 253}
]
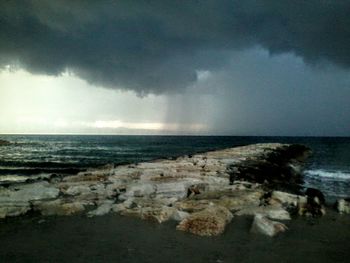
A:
[{"left": 0, "top": 133, "right": 349, "bottom": 138}]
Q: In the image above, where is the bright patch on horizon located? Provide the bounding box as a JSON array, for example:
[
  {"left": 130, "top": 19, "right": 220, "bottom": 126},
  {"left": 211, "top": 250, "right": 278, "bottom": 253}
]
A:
[
  {"left": 0, "top": 69, "right": 208, "bottom": 134},
  {"left": 84, "top": 120, "right": 206, "bottom": 132},
  {"left": 90, "top": 120, "right": 164, "bottom": 130}
]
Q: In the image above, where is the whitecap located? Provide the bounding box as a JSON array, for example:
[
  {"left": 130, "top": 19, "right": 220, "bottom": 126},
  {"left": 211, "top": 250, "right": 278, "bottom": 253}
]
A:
[{"left": 304, "top": 169, "right": 350, "bottom": 180}]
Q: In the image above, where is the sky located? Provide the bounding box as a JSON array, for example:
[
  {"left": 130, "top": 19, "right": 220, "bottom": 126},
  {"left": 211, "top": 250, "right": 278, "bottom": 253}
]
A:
[{"left": 0, "top": 1, "right": 349, "bottom": 136}]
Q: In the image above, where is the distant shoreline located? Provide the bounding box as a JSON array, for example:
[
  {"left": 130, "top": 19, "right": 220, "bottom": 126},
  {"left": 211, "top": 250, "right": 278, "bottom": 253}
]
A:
[{"left": 1, "top": 133, "right": 350, "bottom": 138}]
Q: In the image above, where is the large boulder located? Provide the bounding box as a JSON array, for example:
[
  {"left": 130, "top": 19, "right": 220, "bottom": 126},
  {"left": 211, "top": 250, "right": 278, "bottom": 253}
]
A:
[
  {"left": 236, "top": 206, "right": 291, "bottom": 220},
  {"left": 250, "top": 214, "right": 288, "bottom": 237},
  {"left": 298, "top": 188, "right": 326, "bottom": 217},
  {"left": 0, "top": 175, "right": 30, "bottom": 185},
  {"left": 87, "top": 201, "right": 114, "bottom": 217},
  {"left": 336, "top": 199, "right": 350, "bottom": 214},
  {"left": 181, "top": 189, "right": 263, "bottom": 212},
  {"left": 119, "top": 183, "right": 156, "bottom": 199},
  {"left": 140, "top": 205, "right": 176, "bottom": 223},
  {"left": 0, "top": 202, "right": 31, "bottom": 218},
  {"left": 61, "top": 184, "right": 100, "bottom": 202},
  {"left": 33, "top": 200, "right": 86, "bottom": 216},
  {"left": 213, "top": 190, "right": 263, "bottom": 211},
  {"left": 0, "top": 182, "right": 60, "bottom": 203},
  {"left": 65, "top": 185, "right": 92, "bottom": 196},
  {"left": 305, "top": 188, "right": 325, "bottom": 205},
  {"left": 174, "top": 199, "right": 212, "bottom": 213},
  {"left": 154, "top": 182, "right": 187, "bottom": 199},
  {"left": 111, "top": 203, "right": 127, "bottom": 213},
  {"left": 176, "top": 205, "right": 233, "bottom": 236},
  {"left": 171, "top": 210, "right": 190, "bottom": 221},
  {"left": 271, "top": 191, "right": 304, "bottom": 206}
]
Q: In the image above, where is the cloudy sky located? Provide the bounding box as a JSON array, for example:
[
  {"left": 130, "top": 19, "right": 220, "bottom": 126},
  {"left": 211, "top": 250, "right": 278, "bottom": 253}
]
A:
[{"left": 0, "top": 1, "right": 349, "bottom": 136}]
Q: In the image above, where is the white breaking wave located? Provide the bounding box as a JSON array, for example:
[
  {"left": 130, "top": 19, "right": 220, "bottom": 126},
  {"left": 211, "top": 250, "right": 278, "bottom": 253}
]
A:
[{"left": 305, "top": 169, "right": 350, "bottom": 180}]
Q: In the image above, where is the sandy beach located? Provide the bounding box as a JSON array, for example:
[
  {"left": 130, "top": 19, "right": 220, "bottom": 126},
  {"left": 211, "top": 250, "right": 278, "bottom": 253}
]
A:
[{"left": 0, "top": 208, "right": 349, "bottom": 263}]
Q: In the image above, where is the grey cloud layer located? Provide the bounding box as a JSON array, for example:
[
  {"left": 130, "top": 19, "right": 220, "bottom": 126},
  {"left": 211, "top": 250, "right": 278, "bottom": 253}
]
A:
[{"left": 1, "top": 0, "right": 349, "bottom": 93}]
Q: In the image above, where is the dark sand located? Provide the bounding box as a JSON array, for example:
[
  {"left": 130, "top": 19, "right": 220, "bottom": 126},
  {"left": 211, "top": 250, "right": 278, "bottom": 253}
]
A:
[{"left": 0, "top": 210, "right": 349, "bottom": 263}]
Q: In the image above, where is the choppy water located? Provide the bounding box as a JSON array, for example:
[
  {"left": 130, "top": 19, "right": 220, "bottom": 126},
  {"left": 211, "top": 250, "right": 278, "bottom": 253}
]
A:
[{"left": 0, "top": 135, "right": 349, "bottom": 201}]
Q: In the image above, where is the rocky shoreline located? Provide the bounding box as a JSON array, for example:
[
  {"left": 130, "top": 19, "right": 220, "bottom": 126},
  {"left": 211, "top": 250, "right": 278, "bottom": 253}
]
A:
[{"left": 0, "top": 143, "right": 348, "bottom": 237}]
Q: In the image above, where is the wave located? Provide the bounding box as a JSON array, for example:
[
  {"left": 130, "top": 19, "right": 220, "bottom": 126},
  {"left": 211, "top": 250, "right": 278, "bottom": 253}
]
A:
[
  {"left": 0, "top": 167, "right": 84, "bottom": 176},
  {"left": 304, "top": 169, "right": 350, "bottom": 180}
]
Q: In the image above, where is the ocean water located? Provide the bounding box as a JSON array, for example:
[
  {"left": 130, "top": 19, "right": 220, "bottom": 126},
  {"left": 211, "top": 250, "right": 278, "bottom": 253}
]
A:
[{"left": 0, "top": 135, "right": 349, "bottom": 201}]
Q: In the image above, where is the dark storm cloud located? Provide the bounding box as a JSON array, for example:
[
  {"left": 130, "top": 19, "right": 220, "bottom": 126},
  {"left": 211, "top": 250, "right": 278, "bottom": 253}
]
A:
[
  {"left": 200, "top": 49, "right": 350, "bottom": 136},
  {"left": 0, "top": 0, "right": 349, "bottom": 93}
]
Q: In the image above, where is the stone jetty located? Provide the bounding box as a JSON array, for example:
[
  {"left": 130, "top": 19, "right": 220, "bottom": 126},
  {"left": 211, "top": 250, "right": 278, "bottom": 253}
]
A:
[{"left": 1, "top": 143, "right": 320, "bottom": 236}]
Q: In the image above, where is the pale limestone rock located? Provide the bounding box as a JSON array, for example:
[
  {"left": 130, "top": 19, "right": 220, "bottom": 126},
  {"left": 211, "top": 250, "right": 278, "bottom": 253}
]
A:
[
  {"left": 105, "top": 182, "right": 126, "bottom": 197},
  {"left": 336, "top": 199, "right": 350, "bottom": 214},
  {"left": 0, "top": 175, "right": 30, "bottom": 184},
  {"left": 59, "top": 183, "right": 98, "bottom": 202},
  {"left": 211, "top": 190, "right": 263, "bottom": 211},
  {"left": 140, "top": 206, "right": 176, "bottom": 223},
  {"left": 0, "top": 202, "right": 31, "bottom": 218},
  {"left": 89, "top": 183, "right": 106, "bottom": 196},
  {"left": 234, "top": 184, "right": 247, "bottom": 191},
  {"left": 123, "top": 198, "right": 136, "bottom": 208},
  {"left": 265, "top": 208, "right": 291, "bottom": 220},
  {"left": 63, "top": 172, "right": 107, "bottom": 183},
  {"left": 235, "top": 206, "right": 291, "bottom": 220},
  {"left": 176, "top": 205, "right": 233, "bottom": 236},
  {"left": 120, "top": 208, "right": 141, "bottom": 217},
  {"left": 155, "top": 197, "right": 178, "bottom": 206},
  {"left": 88, "top": 201, "right": 114, "bottom": 217},
  {"left": 271, "top": 191, "right": 303, "bottom": 206},
  {"left": 122, "top": 183, "right": 156, "bottom": 199},
  {"left": 0, "top": 182, "right": 59, "bottom": 203},
  {"left": 111, "top": 203, "right": 126, "bottom": 213},
  {"left": 110, "top": 167, "right": 141, "bottom": 180},
  {"left": 171, "top": 210, "right": 190, "bottom": 221},
  {"left": 174, "top": 199, "right": 212, "bottom": 213},
  {"left": 65, "top": 185, "right": 91, "bottom": 196},
  {"left": 251, "top": 214, "right": 288, "bottom": 237},
  {"left": 155, "top": 182, "right": 187, "bottom": 199},
  {"left": 33, "top": 200, "right": 85, "bottom": 216}
]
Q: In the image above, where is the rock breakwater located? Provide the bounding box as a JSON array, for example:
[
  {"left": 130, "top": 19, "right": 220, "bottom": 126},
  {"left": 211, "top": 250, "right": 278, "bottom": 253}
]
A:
[{"left": 1, "top": 143, "right": 319, "bottom": 236}]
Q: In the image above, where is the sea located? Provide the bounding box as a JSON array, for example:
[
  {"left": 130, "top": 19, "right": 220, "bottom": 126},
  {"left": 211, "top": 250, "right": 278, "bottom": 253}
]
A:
[{"left": 0, "top": 135, "right": 349, "bottom": 202}]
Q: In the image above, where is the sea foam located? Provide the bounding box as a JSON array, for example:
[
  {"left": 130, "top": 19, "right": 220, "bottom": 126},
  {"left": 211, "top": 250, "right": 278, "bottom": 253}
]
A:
[{"left": 305, "top": 169, "right": 350, "bottom": 180}]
